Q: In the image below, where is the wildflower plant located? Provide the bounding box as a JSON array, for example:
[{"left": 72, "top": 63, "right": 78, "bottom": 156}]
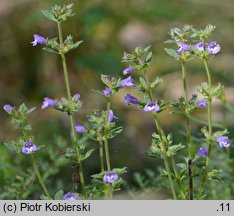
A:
[
  {"left": 1, "top": 2, "right": 233, "bottom": 200},
  {"left": 3, "top": 103, "right": 51, "bottom": 199}
]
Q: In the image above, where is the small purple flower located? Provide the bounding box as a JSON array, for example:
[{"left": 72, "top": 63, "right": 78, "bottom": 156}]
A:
[
  {"left": 108, "top": 109, "right": 117, "bottom": 122},
  {"left": 41, "top": 97, "right": 56, "bottom": 110},
  {"left": 207, "top": 42, "right": 221, "bottom": 55},
  {"left": 197, "top": 146, "right": 208, "bottom": 157},
  {"left": 120, "top": 76, "right": 136, "bottom": 88},
  {"left": 176, "top": 42, "right": 190, "bottom": 54},
  {"left": 73, "top": 93, "right": 81, "bottom": 99},
  {"left": 75, "top": 125, "right": 85, "bottom": 133},
  {"left": 103, "top": 89, "right": 112, "bottom": 96},
  {"left": 124, "top": 94, "right": 139, "bottom": 106},
  {"left": 144, "top": 101, "right": 160, "bottom": 112},
  {"left": 3, "top": 104, "right": 13, "bottom": 112},
  {"left": 22, "top": 141, "right": 37, "bottom": 154},
  {"left": 193, "top": 42, "right": 208, "bottom": 52},
  {"left": 63, "top": 192, "right": 78, "bottom": 200},
  {"left": 123, "top": 67, "right": 134, "bottom": 75},
  {"left": 217, "top": 136, "right": 231, "bottom": 148},
  {"left": 31, "top": 34, "right": 46, "bottom": 46},
  {"left": 197, "top": 100, "right": 207, "bottom": 107},
  {"left": 103, "top": 171, "right": 119, "bottom": 184}
]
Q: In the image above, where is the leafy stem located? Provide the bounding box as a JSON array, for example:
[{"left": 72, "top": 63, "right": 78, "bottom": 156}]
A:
[
  {"left": 103, "top": 97, "right": 113, "bottom": 199},
  {"left": 199, "top": 59, "right": 213, "bottom": 197},
  {"left": 181, "top": 59, "right": 193, "bottom": 199},
  {"left": 98, "top": 136, "right": 105, "bottom": 172},
  {"left": 30, "top": 154, "right": 51, "bottom": 199},
  {"left": 143, "top": 71, "right": 177, "bottom": 200},
  {"left": 57, "top": 21, "right": 86, "bottom": 198},
  {"left": 104, "top": 97, "right": 112, "bottom": 171},
  {"left": 22, "top": 130, "right": 51, "bottom": 199}
]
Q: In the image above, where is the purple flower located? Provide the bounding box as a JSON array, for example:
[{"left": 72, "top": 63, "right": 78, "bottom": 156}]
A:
[
  {"left": 63, "top": 192, "right": 78, "bottom": 200},
  {"left": 217, "top": 136, "right": 231, "bottom": 148},
  {"left": 197, "top": 146, "right": 208, "bottom": 157},
  {"left": 120, "top": 76, "right": 136, "bottom": 88},
  {"left": 75, "top": 125, "right": 85, "bottom": 133},
  {"left": 103, "top": 171, "right": 119, "bottom": 184},
  {"left": 73, "top": 93, "right": 81, "bottom": 99},
  {"left": 103, "top": 89, "right": 112, "bottom": 96},
  {"left": 3, "top": 104, "right": 13, "bottom": 112},
  {"left": 207, "top": 42, "right": 221, "bottom": 55},
  {"left": 31, "top": 34, "right": 46, "bottom": 46},
  {"left": 22, "top": 141, "right": 37, "bottom": 154},
  {"left": 108, "top": 109, "right": 117, "bottom": 122},
  {"left": 123, "top": 67, "right": 134, "bottom": 75},
  {"left": 144, "top": 101, "right": 160, "bottom": 112},
  {"left": 197, "top": 100, "right": 207, "bottom": 107},
  {"left": 41, "top": 97, "right": 56, "bottom": 109},
  {"left": 124, "top": 94, "right": 139, "bottom": 106},
  {"left": 176, "top": 42, "right": 190, "bottom": 54},
  {"left": 193, "top": 42, "right": 208, "bottom": 52}
]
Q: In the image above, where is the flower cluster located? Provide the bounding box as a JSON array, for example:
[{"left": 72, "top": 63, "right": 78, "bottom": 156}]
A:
[
  {"left": 22, "top": 141, "right": 37, "bottom": 154},
  {"left": 193, "top": 41, "right": 221, "bottom": 55},
  {"left": 217, "top": 136, "right": 231, "bottom": 148},
  {"left": 103, "top": 171, "right": 119, "bottom": 184}
]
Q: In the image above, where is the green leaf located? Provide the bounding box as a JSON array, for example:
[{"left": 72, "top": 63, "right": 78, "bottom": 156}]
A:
[
  {"left": 91, "top": 171, "right": 105, "bottom": 179},
  {"left": 145, "top": 51, "right": 153, "bottom": 63},
  {"left": 54, "top": 190, "right": 64, "bottom": 200},
  {"left": 139, "top": 77, "right": 147, "bottom": 87},
  {"left": 27, "top": 107, "right": 36, "bottom": 114},
  {"left": 207, "top": 169, "right": 222, "bottom": 181},
  {"left": 82, "top": 149, "right": 95, "bottom": 161},
  {"left": 143, "top": 45, "right": 151, "bottom": 53},
  {"left": 150, "top": 77, "right": 162, "bottom": 89},
  {"left": 40, "top": 194, "right": 51, "bottom": 200},
  {"left": 164, "top": 48, "right": 179, "bottom": 59},
  {"left": 43, "top": 47, "right": 58, "bottom": 54},
  {"left": 72, "top": 40, "right": 83, "bottom": 49},
  {"left": 167, "top": 143, "right": 185, "bottom": 157},
  {"left": 112, "top": 167, "right": 127, "bottom": 175},
  {"left": 41, "top": 10, "right": 56, "bottom": 22},
  {"left": 91, "top": 89, "right": 104, "bottom": 96}
]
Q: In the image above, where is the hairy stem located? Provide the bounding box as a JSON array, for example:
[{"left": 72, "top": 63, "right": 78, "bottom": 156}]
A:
[
  {"left": 182, "top": 60, "right": 193, "bottom": 200},
  {"left": 199, "top": 59, "right": 213, "bottom": 197},
  {"left": 30, "top": 154, "right": 51, "bottom": 199},
  {"left": 104, "top": 97, "right": 112, "bottom": 171},
  {"left": 188, "top": 159, "right": 193, "bottom": 200},
  {"left": 153, "top": 114, "right": 177, "bottom": 200},
  {"left": 57, "top": 22, "right": 86, "bottom": 198},
  {"left": 98, "top": 138, "right": 105, "bottom": 172},
  {"left": 103, "top": 97, "right": 113, "bottom": 199},
  {"left": 22, "top": 131, "right": 51, "bottom": 199},
  {"left": 171, "top": 157, "right": 186, "bottom": 199},
  {"left": 143, "top": 71, "right": 177, "bottom": 199},
  {"left": 182, "top": 61, "right": 192, "bottom": 158}
]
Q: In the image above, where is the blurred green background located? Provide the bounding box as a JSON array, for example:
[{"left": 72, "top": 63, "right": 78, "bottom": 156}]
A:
[{"left": 0, "top": 0, "right": 234, "bottom": 199}]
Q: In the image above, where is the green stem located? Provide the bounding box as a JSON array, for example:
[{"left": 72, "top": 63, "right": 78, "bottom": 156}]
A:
[
  {"left": 153, "top": 114, "right": 177, "bottom": 200},
  {"left": 171, "top": 157, "right": 186, "bottom": 199},
  {"left": 98, "top": 138, "right": 105, "bottom": 172},
  {"left": 104, "top": 97, "right": 112, "bottom": 171},
  {"left": 182, "top": 60, "right": 193, "bottom": 200},
  {"left": 182, "top": 61, "right": 192, "bottom": 158},
  {"left": 57, "top": 22, "right": 86, "bottom": 198},
  {"left": 30, "top": 154, "right": 51, "bottom": 199},
  {"left": 199, "top": 59, "right": 213, "bottom": 197},
  {"left": 103, "top": 97, "right": 113, "bottom": 199},
  {"left": 22, "top": 130, "right": 51, "bottom": 199},
  {"left": 143, "top": 71, "right": 177, "bottom": 199}
]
